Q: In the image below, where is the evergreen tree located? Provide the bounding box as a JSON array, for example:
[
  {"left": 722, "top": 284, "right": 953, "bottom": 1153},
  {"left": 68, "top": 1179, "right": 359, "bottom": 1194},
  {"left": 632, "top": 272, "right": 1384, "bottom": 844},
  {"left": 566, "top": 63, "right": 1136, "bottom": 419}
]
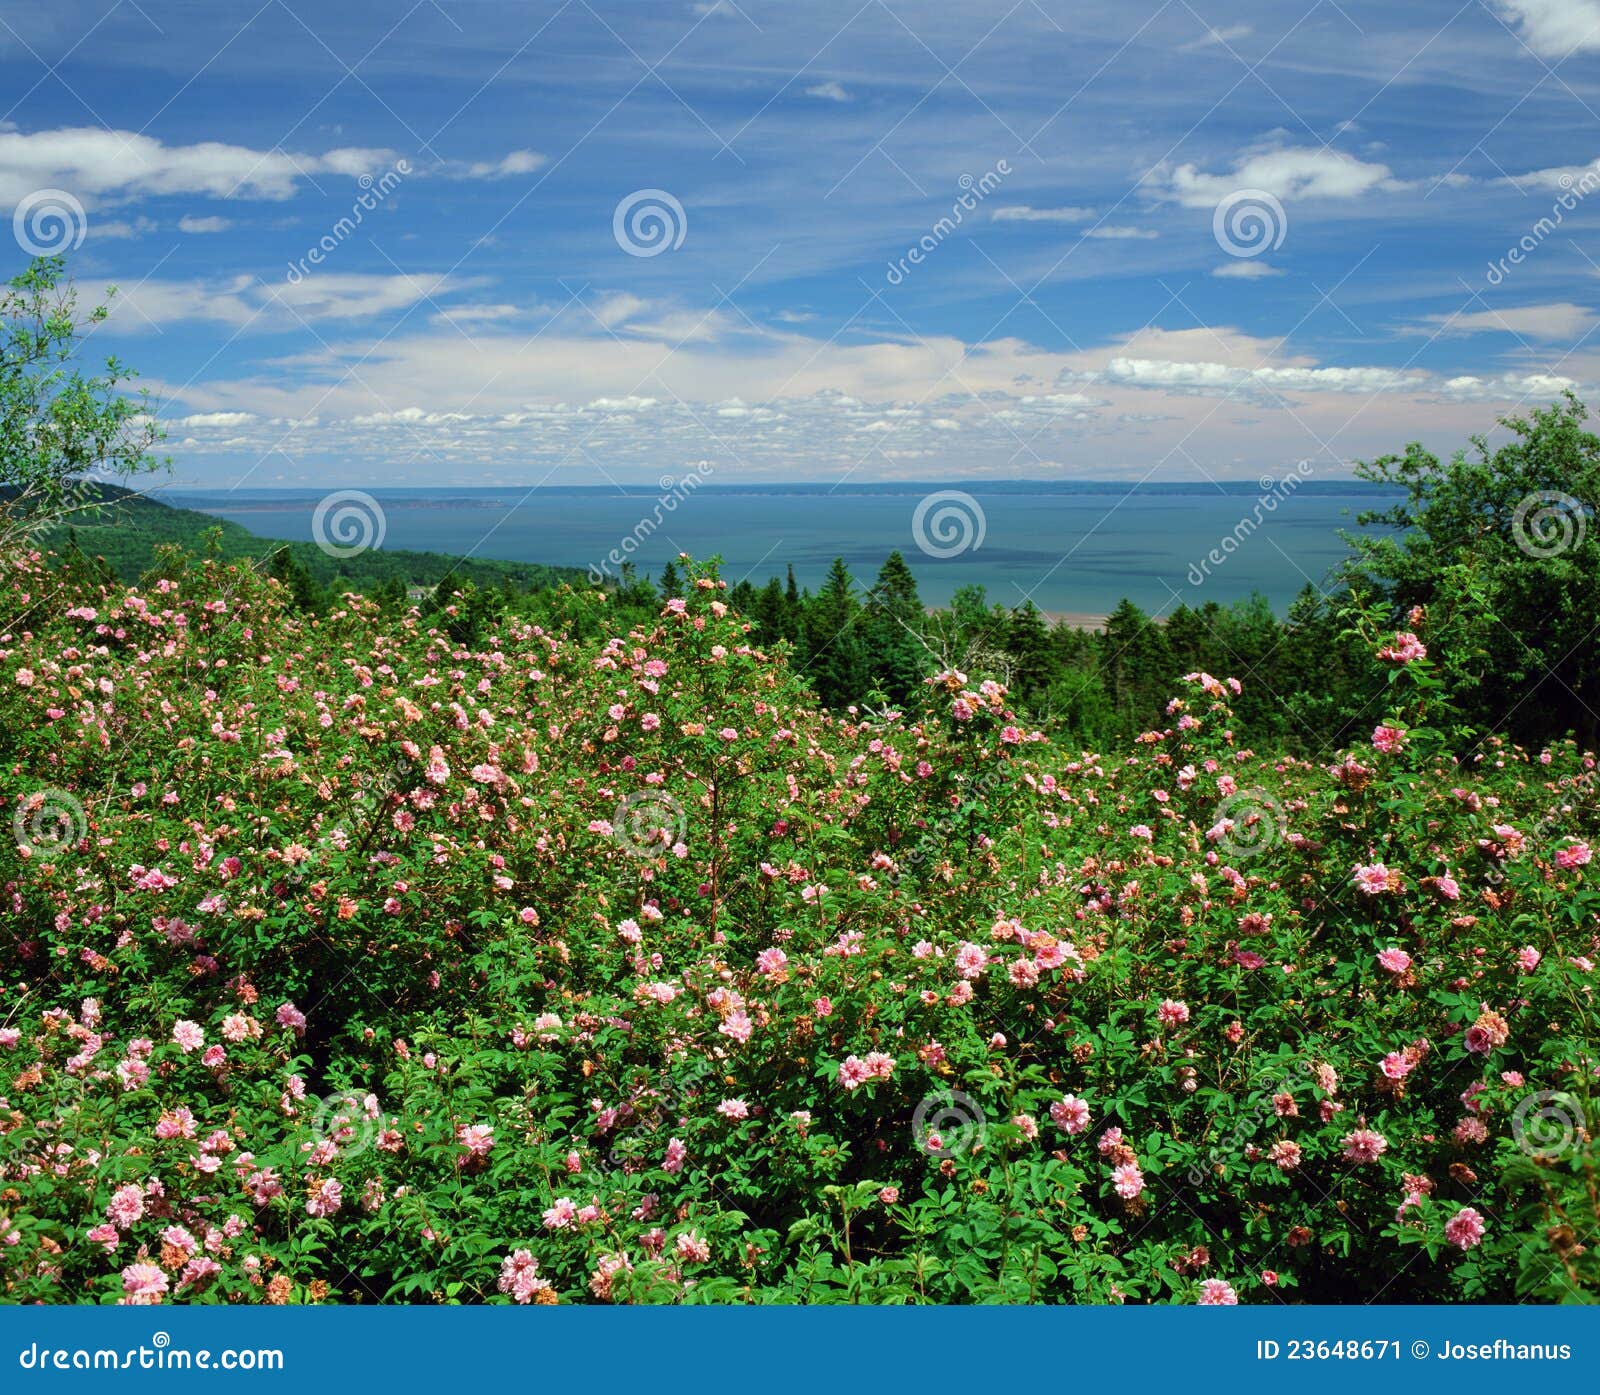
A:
[
  {"left": 266, "top": 546, "right": 318, "bottom": 612},
  {"left": 1005, "top": 600, "right": 1054, "bottom": 704},
  {"left": 863, "top": 550, "right": 928, "bottom": 704},
  {"left": 804, "top": 558, "right": 870, "bottom": 707}
]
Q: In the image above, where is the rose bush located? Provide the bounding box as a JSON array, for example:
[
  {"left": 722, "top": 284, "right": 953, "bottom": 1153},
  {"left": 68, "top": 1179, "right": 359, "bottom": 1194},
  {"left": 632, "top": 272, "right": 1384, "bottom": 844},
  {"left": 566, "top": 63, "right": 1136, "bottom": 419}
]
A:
[{"left": 1, "top": 551, "right": 1596, "bottom": 1304}]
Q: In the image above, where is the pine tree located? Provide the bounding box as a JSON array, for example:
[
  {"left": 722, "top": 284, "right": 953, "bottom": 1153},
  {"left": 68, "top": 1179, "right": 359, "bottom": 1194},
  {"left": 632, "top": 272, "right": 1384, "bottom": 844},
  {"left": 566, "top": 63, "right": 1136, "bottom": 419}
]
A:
[
  {"left": 804, "top": 558, "right": 869, "bottom": 707},
  {"left": 1005, "top": 600, "right": 1054, "bottom": 704},
  {"left": 864, "top": 550, "right": 928, "bottom": 704}
]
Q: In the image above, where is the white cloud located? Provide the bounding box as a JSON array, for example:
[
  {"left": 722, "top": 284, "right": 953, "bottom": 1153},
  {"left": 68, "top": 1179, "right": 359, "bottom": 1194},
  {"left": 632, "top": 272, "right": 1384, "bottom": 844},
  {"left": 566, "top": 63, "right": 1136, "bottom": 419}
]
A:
[
  {"left": 1212, "top": 261, "right": 1283, "bottom": 279},
  {"left": 1410, "top": 302, "right": 1597, "bottom": 340},
  {"left": 991, "top": 205, "right": 1095, "bottom": 223},
  {"left": 0, "top": 126, "right": 544, "bottom": 210},
  {"left": 1159, "top": 145, "right": 1400, "bottom": 207},
  {"left": 94, "top": 216, "right": 157, "bottom": 240},
  {"left": 0, "top": 126, "right": 397, "bottom": 206},
  {"left": 177, "top": 411, "right": 258, "bottom": 427},
  {"left": 1494, "top": 1, "right": 1600, "bottom": 58},
  {"left": 1509, "top": 156, "right": 1600, "bottom": 190},
  {"left": 458, "top": 150, "right": 545, "bottom": 178},
  {"left": 1438, "top": 371, "right": 1579, "bottom": 400},
  {"left": 178, "top": 214, "right": 232, "bottom": 234},
  {"left": 145, "top": 296, "right": 1592, "bottom": 488},
  {"left": 83, "top": 272, "right": 459, "bottom": 331},
  {"left": 1095, "top": 357, "right": 1427, "bottom": 397},
  {"left": 1085, "top": 225, "right": 1157, "bottom": 240},
  {"left": 431, "top": 303, "right": 528, "bottom": 325},
  {"left": 804, "top": 81, "right": 850, "bottom": 102}
]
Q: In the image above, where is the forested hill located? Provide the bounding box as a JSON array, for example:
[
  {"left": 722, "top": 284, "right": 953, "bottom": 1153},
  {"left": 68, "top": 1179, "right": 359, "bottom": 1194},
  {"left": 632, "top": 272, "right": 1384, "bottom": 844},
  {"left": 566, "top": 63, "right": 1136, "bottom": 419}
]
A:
[{"left": 25, "top": 485, "right": 587, "bottom": 596}]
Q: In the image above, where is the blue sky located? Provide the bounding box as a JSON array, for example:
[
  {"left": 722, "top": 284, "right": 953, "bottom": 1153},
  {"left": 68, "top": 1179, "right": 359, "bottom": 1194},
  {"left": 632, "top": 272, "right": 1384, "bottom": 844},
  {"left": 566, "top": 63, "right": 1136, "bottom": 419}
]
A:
[{"left": 5, "top": 0, "right": 1600, "bottom": 486}]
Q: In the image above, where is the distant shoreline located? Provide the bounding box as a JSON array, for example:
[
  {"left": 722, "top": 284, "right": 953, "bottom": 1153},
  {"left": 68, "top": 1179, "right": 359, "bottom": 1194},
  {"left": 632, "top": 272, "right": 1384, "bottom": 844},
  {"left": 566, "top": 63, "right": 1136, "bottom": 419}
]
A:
[
  {"left": 924, "top": 603, "right": 1106, "bottom": 630},
  {"left": 1040, "top": 610, "right": 1107, "bottom": 630}
]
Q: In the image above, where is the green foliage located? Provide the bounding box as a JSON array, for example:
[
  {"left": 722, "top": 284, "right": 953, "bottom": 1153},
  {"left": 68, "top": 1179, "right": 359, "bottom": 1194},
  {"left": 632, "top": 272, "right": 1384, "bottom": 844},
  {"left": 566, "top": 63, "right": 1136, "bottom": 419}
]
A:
[
  {"left": 0, "top": 257, "right": 166, "bottom": 551},
  {"left": 0, "top": 550, "right": 1596, "bottom": 1306},
  {"left": 1344, "top": 393, "right": 1600, "bottom": 747}
]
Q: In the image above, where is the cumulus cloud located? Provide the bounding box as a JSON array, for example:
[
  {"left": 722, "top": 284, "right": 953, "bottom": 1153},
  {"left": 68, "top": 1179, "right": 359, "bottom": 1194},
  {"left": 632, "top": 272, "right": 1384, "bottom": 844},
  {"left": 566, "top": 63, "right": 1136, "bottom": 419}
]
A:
[
  {"left": 0, "top": 126, "right": 543, "bottom": 209},
  {"left": 177, "top": 411, "right": 258, "bottom": 428},
  {"left": 142, "top": 293, "right": 1592, "bottom": 486},
  {"left": 0, "top": 126, "right": 398, "bottom": 206},
  {"left": 1437, "top": 371, "right": 1580, "bottom": 400},
  {"left": 1493, "top": 0, "right": 1600, "bottom": 58},
  {"left": 1158, "top": 145, "right": 1401, "bottom": 207},
  {"left": 804, "top": 81, "right": 850, "bottom": 102},
  {"left": 178, "top": 215, "right": 232, "bottom": 234}
]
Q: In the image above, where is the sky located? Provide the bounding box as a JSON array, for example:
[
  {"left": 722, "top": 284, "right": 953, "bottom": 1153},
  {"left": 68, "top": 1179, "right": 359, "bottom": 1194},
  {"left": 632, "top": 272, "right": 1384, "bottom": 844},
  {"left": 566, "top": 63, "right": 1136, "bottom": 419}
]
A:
[{"left": 4, "top": 0, "right": 1600, "bottom": 488}]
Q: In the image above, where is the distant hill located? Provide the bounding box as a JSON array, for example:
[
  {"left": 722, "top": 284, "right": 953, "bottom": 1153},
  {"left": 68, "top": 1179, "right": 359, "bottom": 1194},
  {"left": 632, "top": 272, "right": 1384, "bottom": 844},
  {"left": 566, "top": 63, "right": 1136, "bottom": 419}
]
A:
[{"left": 28, "top": 484, "right": 587, "bottom": 594}]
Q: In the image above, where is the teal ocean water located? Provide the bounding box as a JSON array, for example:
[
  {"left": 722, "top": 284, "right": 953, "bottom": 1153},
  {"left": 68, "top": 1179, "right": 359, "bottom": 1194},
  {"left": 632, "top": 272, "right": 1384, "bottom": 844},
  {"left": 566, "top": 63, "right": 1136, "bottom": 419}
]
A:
[{"left": 169, "top": 481, "right": 1398, "bottom": 620}]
